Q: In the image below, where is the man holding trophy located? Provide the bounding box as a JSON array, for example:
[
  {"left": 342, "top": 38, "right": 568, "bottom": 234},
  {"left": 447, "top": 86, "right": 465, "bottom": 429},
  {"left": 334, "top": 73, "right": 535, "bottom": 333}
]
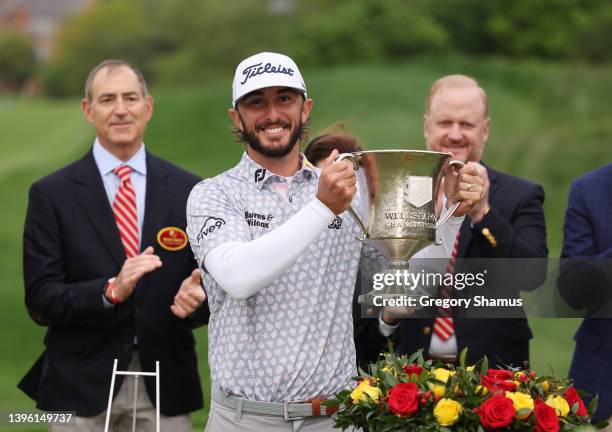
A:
[
  {"left": 380, "top": 75, "right": 548, "bottom": 367},
  {"left": 187, "top": 53, "right": 485, "bottom": 431}
]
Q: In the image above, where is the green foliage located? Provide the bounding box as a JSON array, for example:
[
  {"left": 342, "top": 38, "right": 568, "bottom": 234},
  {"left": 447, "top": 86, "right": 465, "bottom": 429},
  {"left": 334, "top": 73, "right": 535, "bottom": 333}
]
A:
[
  {"left": 146, "top": 0, "right": 294, "bottom": 85},
  {"left": 38, "top": 0, "right": 612, "bottom": 96},
  {"left": 43, "top": 1, "right": 154, "bottom": 96},
  {"left": 0, "top": 31, "right": 35, "bottom": 89},
  {"left": 292, "top": 0, "right": 448, "bottom": 66}
]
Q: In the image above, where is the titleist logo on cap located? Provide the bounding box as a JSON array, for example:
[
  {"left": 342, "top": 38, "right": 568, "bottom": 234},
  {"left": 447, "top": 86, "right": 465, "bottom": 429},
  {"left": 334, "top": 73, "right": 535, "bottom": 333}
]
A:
[{"left": 240, "top": 62, "right": 295, "bottom": 85}]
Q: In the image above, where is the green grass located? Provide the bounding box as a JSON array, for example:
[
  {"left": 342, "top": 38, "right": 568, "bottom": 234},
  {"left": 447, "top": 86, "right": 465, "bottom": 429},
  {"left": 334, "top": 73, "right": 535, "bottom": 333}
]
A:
[{"left": 1, "top": 56, "right": 611, "bottom": 431}]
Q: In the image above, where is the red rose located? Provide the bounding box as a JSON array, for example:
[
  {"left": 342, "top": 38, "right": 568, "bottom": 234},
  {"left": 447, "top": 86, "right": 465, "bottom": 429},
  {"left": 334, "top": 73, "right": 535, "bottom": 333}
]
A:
[
  {"left": 403, "top": 364, "right": 424, "bottom": 377},
  {"left": 388, "top": 382, "right": 420, "bottom": 416},
  {"left": 487, "top": 369, "right": 514, "bottom": 380},
  {"left": 475, "top": 395, "right": 516, "bottom": 429},
  {"left": 481, "top": 369, "right": 518, "bottom": 394},
  {"left": 535, "top": 400, "right": 560, "bottom": 432},
  {"left": 564, "top": 387, "right": 588, "bottom": 417}
]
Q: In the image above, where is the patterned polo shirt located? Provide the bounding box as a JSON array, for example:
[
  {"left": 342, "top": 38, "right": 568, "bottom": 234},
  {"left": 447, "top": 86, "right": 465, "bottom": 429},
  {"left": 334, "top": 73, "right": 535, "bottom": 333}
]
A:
[{"left": 186, "top": 152, "right": 362, "bottom": 402}]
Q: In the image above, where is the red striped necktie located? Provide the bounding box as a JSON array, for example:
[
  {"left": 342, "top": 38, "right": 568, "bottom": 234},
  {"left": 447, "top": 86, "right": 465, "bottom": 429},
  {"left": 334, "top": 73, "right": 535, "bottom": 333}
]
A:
[
  {"left": 113, "top": 165, "right": 139, "bottom": 258},
  {"left": 432, "top": 232, "right": 461, "bottom": 341}
]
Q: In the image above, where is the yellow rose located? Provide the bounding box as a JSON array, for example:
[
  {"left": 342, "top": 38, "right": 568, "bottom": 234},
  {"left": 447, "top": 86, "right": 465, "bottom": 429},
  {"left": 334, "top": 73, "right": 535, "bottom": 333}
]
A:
[
  {"left": 546, "top": 395, "right": 570, "bottom": 417},
  {"left": 380, "top": 365, "right": 398, "bottom": 378},
  {"left": 475, "top": 385, "right": 489, "bottom": 396},
  {"left": 351, "top": 380, "right": 381, "bottom": 404},
  {"left": 434, "top": 398, "right": 462, "bottom": 426},
  {"left": 541, "top": 380, "right": 550, "bottom": 392},
  {"left": 429, "top": 383, "right": 445, "bottom": 397},
  {"left": 505, "top": 391, "right": 534, "bottom": 420},
  {"left": 434, "top": 368, "right": 454, "bottom": 383},
  {"left": 514, "top": 371, "right": 528, "bottom": 381},
  {"left": 428, "top": 368, "right": 454, "bottom": 397}
]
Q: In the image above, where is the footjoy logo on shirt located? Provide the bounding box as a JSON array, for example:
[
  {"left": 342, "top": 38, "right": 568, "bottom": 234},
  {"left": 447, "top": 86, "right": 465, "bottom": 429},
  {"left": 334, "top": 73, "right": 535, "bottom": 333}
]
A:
[
  {"left": 328, "top": 216, "right": 342, "bottom": 229},
  {"left": 241, "top": 62, "right": 294, "bottom": 85},
  {"left": 245, "top": 211, "right": 274, "bottom": 228},
  {"left": 254, "top": 168, "right": 266, "bottom": 183},
  {"left": 197, "top": 216, "right": 226, "bottom": 242}
]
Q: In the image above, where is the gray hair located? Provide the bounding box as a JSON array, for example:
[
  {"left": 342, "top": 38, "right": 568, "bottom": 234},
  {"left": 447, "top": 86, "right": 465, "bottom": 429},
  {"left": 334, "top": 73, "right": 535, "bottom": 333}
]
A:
[{"left": 84, "top": 59, "right": 148, "bottom": 102}]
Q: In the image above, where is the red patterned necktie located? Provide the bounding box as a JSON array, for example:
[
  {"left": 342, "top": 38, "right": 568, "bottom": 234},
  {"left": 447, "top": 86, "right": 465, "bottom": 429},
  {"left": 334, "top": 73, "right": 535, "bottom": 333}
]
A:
[
  {"left": 113, "top": 165, "right": 139, "bottom": 258},
  {"left": 432, "top": 232, "right": 461, "bottom": 341}
]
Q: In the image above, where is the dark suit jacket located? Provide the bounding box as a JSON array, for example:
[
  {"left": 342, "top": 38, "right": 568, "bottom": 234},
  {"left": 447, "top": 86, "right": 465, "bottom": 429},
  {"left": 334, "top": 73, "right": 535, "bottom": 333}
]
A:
[
  {"left": 19, "top": 150, "right": 209, "bottom": 417},
  {"left": 395, "top": 164, "right": 548, "bottom": 367},
  {"left": 561, "top": 163, "right": 612, "bottom": 421}
]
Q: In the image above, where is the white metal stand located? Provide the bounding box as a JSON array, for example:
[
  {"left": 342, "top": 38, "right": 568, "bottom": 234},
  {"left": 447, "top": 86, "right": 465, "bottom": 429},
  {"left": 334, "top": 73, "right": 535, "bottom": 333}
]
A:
[{"left": 103, "top": 358, "right": 160, "bottom": 432}]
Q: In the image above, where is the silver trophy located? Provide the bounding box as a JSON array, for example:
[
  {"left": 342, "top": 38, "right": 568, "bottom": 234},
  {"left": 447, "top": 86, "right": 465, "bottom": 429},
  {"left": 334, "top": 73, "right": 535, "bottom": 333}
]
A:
[{"left": 337, "top": 150, "right": 464, "bottom": 311}]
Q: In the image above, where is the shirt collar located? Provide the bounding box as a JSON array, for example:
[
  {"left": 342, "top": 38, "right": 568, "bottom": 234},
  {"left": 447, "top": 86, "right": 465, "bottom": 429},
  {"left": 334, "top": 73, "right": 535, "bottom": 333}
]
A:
[
  {"left": 92, "top": 138, "right": 147, "bottom": 177},
  {"left": 238, "top": 152, "right": 318, "bottom": 189}
]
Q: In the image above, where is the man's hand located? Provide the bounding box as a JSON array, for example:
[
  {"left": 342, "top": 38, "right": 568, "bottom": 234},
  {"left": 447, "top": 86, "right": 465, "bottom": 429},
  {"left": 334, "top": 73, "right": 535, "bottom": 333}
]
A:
[
  {"left": 466, "top": 162, "right": 490, "bottom": 223},
  {"left": 316, "top": 150, "right": 357, "bottom": 215},
  {"left": 171, "top": 269, "right": 206, "bottom": 318},
  {"left": 113, "top": 246, "right": 162, "bottom": 301},
  {"left": 444, "top": 162, "right": 486, "bottom": 217}
]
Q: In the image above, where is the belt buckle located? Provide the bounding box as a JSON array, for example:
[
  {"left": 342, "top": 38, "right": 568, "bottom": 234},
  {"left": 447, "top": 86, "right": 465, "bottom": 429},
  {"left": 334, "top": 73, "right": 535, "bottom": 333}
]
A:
[{"left": 283, "top": 401, "right": 305, "bottom": 421}]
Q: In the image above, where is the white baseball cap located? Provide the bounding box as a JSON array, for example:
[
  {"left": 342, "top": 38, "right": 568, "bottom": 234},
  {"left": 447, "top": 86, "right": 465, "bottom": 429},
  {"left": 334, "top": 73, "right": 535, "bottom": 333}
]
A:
[{"left": 232, "top": 52, "right": 307, "bottom": 107}]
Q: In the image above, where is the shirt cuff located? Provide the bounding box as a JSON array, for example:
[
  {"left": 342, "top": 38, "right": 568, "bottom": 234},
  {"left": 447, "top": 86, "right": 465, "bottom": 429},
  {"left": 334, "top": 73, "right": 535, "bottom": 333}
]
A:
[
  {"left": 378, "top": 311, "right": 399, "bottom": 337},
  {"left": 311, "top": 197, "right": 337, "bottom": 222}
]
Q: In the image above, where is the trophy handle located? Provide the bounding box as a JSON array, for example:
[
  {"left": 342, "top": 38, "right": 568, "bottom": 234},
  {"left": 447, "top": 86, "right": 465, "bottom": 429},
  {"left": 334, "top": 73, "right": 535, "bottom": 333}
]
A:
[
  {"left": 335, "top": 153, "right": 368, "bottom": 240},
  {"left": 436, "top": 159, "right": 465, "bottom": 237}
]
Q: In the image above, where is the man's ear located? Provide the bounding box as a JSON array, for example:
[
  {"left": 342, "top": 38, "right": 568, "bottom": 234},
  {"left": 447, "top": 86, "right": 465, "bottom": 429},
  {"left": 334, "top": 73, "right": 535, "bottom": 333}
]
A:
[
  {"left": 482, "top": 117, "right": 491, "bottom": 144},
  {"left": 145, "top": 95, "right": 154, "bottom": 122},
  {"left": 229, "top": 108, "right": 243, "bottom": 131},
  {"left": 82, "top": 98, "right": 93, "bottom": 123},
  {"left": 423, "top": 114, "right": 431, "bottom": 142},
  {"left": 300, "top": 98, "right": 314, "bottom": 124}
]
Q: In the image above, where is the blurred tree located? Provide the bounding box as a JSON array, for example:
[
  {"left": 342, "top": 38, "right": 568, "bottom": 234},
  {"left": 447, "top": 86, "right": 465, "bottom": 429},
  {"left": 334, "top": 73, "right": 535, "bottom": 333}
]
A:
[
  {"left": 292, "top": 0, "right": 448, "bottom": 66},
  {"left": 0, "top": 31, "right": 36, "bottom": 91},
  {"left": 573, "top": 1, "right": 612, "bottom": 62},
  {"left": 43, "top": 1, "right": 154, "bottom": 97},
  {"left": 140, "top": 0, "right": 295, "bottom": 85},
  {"left": 38, "top": 0, "right": 612, "bottom": 96}
]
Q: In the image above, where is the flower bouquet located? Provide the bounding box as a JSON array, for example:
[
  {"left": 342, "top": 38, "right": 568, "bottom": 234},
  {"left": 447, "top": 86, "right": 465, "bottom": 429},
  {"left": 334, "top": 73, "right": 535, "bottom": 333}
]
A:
[{"left": 324, "top": 348, "right": 607, "bottom": 432}]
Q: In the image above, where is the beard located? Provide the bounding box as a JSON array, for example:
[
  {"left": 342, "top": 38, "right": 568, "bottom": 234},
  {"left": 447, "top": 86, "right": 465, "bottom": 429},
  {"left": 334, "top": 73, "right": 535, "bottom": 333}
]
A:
[{"left": 239, "top": 115, "right": 305, "bottom": 158}]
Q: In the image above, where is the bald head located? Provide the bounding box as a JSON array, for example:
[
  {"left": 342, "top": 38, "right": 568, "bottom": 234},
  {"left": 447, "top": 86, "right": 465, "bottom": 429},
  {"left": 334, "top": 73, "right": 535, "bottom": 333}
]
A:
[
  {"left": 426, "top": 75, "right": 488, "bottom": 119},
  {"left": 423, "top": 74, "right": 490, "bottom": 162}
]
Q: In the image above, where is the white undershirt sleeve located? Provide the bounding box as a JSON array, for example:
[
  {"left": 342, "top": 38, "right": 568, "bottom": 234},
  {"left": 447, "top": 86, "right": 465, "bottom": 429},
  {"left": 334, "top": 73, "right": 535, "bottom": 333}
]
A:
[{"left": 204, "top": 198, "right": 336, "bottom": 300}]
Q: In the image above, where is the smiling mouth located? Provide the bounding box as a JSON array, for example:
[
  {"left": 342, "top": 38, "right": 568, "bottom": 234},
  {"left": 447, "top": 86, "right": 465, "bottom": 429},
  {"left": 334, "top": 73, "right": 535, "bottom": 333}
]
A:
[{"left": 258, "top": 125, "right": 288, "bottom": 136}]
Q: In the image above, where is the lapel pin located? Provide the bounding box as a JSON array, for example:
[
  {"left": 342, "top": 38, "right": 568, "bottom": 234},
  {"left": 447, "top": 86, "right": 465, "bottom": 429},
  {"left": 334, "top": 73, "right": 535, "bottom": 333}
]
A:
[{"left": 156, "top": 226, "right": 188, "bottom": 251}]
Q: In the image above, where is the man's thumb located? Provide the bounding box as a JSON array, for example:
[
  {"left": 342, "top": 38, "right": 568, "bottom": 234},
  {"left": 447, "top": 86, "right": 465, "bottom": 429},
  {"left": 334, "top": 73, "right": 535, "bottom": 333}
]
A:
[
  {"left": 322, "top": 149, "right": 339, "bottom": 169},
  {"left": 191, "top": 269, "right": 201, "bottom": 283}
]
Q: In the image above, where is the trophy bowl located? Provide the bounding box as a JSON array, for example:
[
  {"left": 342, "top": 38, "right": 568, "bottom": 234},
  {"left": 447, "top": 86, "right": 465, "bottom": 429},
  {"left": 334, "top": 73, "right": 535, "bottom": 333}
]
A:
[{"left": 336, "top": 150, "right": 464, "bottom": 309}]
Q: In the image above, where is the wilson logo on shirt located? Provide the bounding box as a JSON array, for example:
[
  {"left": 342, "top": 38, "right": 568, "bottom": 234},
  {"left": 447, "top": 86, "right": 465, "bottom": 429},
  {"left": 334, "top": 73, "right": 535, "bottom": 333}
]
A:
[
  {"left": 245, "top": 211, "right": 274, "bottom": 228},
  {"left": 328, "top": 216, "right": 342, "bottom": 230},
  {"left": 197, "top": 216, "right": 226, "bottom": 242}
]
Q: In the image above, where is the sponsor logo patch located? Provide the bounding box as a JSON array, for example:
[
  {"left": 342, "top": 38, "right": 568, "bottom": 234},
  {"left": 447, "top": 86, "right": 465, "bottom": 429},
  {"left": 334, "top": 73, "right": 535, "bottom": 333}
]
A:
[
  {"left": 197, "top": 217, "right": 226, "bottom": 242},
  {"left": 254, "top": 168, "right": 266, "bottom": 183},
  {"left": 245, "top": 211, "right": 274, "bottom": 229},
  {"left": 241, "top": 62, "right": 295, "bottom": 85},
  {"left": 328, "top": 216, "right": 342, "bottom": 230},
  {"left": 157, "top": 227, "right": 188, "bottom": 251}
]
